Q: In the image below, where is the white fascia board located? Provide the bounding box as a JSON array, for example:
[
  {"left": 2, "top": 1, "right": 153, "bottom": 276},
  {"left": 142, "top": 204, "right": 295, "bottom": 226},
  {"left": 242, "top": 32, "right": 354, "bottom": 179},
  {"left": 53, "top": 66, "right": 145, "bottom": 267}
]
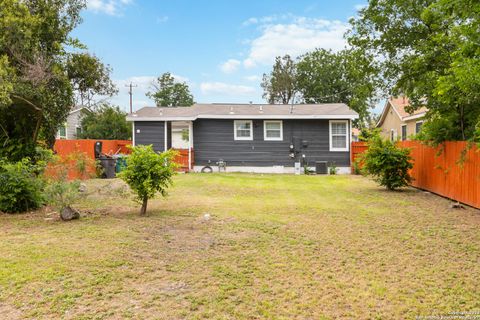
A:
[
  {"left": 126, "top": 116, "right": 196, "bottom": 122},
  {"left": 402, "top": 113, "right": 426, "bottom": 121},
  {"left": 127, "top": 114, "right": 359, "bottom": 121},
  {"left": 197, "top": 114, "right": 359, "bottom": 120}
]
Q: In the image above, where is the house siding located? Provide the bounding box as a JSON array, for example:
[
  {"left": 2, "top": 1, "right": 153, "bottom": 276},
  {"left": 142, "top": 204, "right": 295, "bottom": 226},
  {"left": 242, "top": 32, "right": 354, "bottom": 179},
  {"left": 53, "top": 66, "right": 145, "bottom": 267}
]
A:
[
  {"left": 378, "top": 102, "right": 424, "bottom": 140},
  {"left": 134, "top": 121, "right": 166, "bottom": 152},
  {"left": 193, "top": 119, "right": 350, "bottom": 167}
]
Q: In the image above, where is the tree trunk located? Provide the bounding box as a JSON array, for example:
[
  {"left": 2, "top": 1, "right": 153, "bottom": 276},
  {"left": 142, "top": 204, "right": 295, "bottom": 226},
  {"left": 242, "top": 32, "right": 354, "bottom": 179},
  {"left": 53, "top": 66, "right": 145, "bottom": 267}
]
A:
[{"left": 140, "top": 197, "right": 148, "bottom": 216}]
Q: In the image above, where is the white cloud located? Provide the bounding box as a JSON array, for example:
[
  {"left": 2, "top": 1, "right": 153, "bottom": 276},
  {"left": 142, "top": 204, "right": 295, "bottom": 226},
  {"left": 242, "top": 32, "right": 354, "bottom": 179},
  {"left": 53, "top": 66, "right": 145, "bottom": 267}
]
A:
[
  {"left": 220, "top": 59, "right": 241, "bottom": 74},
  {"left": 200, "top": 82, "right": 256, "bottom": 96},
  {"left": 243, "top": 16, "right": 348, "bottom": 68},
  {"left": 244, "top": 75, "right": 261, "bottom": 82},
  {"left": 87, "top": 0, "right": 133, "bottom": 16},
  {"left": 156, "top": 15, "right": 169, "bottom": 23},
  {"left": 242, "top": 17, "right": 258, "bottom": 27}
]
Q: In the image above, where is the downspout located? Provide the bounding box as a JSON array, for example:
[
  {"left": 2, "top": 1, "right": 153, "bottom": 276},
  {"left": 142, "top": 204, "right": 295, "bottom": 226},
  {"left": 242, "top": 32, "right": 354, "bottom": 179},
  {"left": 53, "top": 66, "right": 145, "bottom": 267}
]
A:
[
  {"left": 164, "top": 121, "right": 168, "bottom": 152},
  {"left": 188, "top": 121, "right": 193, "bottom": 171},
  {"left": 132, "top": 122, "right": 135, "bottom": 146}
]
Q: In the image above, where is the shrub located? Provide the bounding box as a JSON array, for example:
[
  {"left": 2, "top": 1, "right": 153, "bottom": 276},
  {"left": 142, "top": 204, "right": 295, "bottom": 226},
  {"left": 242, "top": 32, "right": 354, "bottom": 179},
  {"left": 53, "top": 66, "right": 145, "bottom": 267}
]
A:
[
  {"left": 328, "top": 162, "right": 338, "bottom": 175},
  {"left": 361, "top": 137, "right": 413, "bottom": 190},
  {"left": 0, "top": 159, "right": 45, "bottom": 213},
  {"left": 119, "top": 145, "right": 178, "bottom": 215},
  {"left": 44, "top": 180, "right": 81, "bottom": 220}
]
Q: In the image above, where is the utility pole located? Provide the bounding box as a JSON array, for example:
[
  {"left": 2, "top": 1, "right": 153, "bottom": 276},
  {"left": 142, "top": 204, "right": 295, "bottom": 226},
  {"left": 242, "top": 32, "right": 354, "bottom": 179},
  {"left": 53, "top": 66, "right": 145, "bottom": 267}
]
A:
[{"left": 125, "top": 82, "right": 138, "bottom": 113}]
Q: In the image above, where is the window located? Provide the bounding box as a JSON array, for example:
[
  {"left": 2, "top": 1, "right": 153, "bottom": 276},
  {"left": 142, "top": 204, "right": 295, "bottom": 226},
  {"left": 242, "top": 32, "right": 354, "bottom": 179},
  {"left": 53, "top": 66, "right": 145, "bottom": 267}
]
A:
[
  {"left": 234, "top": 120, "right": 253, "bottom": 140},
  {"left": 58, "top": 125, "right": 67, "bottom": 139},
  {"left": 390, "top": 129, "right": 397, "bottom": 142},
  {"left": 401, "top": 125, "right": 407, "bottom": 141},
  {"left": 329, "top": 120, "right": 349, "bottom": 152},
  {"left": 264, "top": 120, "right": 283, "bottom": 141},
  {"left": 75, "top": 126, "right": 82, "bottom": 137},
  {"left": 416, "top": 121, "right": 423, "bottom": 134}
]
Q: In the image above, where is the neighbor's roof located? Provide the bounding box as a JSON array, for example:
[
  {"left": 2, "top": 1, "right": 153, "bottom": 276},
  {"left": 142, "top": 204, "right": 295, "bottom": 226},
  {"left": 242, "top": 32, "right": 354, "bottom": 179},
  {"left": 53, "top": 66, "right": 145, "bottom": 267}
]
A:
[
  {"left": 377, "top": 97, "right": 428, "bottom": 127},
  {"left": 126, "top": 103, "right": 358, "bottom": 121}
]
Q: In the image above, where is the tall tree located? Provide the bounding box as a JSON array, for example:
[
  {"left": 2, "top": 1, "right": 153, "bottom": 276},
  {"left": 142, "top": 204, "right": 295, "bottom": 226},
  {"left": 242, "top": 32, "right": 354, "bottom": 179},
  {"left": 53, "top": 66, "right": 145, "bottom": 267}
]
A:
[
  {"left": 261, "top": 55, "right": 297, "bottom": 104},
  {"left": 147, "top": 72, "right": 194, "bottom": 107},
  {"left": 296, "top": 48, "right": 379, "bottom": 123},
  {"left": 0, "top": 0, "right": 116, "bottom": 160},
  {"left": 67, "top": 53, "right": 117, "bottom": 109},
  {"left": 348, "top": 0, "right": 480, "bottom": 143},
  {"left": 79, "top": 104, "right": 131, "bottom": 140}
]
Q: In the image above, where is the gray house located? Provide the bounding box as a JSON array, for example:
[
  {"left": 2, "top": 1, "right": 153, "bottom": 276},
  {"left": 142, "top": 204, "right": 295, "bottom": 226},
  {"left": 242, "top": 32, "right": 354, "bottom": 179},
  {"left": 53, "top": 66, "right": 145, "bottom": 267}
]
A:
[
  {"left": 56, "top": 107, "right": 88, "bottom": 140},
  {"left": 126, "top": 103, "right": 358, "bottom": 174}
]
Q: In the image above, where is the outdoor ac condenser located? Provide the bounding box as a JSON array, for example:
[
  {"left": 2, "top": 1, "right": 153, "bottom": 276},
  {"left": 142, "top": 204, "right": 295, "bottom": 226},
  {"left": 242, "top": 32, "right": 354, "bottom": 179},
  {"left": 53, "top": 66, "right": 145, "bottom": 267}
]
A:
[{"left": 315, "top": 161, "right": 328, "bottom": 174}]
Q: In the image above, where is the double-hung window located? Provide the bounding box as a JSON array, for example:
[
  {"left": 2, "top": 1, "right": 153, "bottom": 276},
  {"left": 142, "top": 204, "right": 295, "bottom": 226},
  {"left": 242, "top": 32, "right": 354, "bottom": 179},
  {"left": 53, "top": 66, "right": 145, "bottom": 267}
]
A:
[
  {"left": 264, "top": 120, "right": 283, "bottom": 141},
  {"left": 58, "top": 124, "right": 67, "bottom": 139},
  {"left": 329, "top": 120, "right": 349, "bottom": 152},
  {"left": 401, "top": 124, "right": 407, "bottom": 141},
  {"left": 234, "top": 120, "right": 253, "bottom": 140},
  {"left": 415, "top": 121, "right": 423, "bottom": 134}
]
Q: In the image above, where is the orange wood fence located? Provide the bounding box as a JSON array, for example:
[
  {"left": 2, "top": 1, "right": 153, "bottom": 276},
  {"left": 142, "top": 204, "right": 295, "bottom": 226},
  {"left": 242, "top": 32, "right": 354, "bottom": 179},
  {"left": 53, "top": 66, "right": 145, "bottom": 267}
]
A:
[
  {"left": 54, "top": 139, "right": 131, "bottom": 158},
  {"left": 52, "top": 140, "right": 193, "bottom": 177},
  {"left": 173, "top": 149, "right": 194, "bottom": 172},
  {"left": 351, "top": 141, "right": 480, "bottom": 209}
]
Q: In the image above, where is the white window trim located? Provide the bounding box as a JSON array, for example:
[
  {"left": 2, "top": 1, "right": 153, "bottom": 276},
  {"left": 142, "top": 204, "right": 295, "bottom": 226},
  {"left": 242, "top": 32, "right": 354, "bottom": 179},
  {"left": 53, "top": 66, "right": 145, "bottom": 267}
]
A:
[
  {"left": 234, "top": 120, "right": 253, "bottom": 141},
  {"left": 58, "top": 123, "right": 67, "bottom": 139},
  {"left": 329, "top": 120, "right": 349, "bottom": 152},
  {"left": 390, "top": 128, "right": 397, "bottom": 142},
  {"left": 263, "top": 120, "right": 283, "bottom": 141},
  {"left": 401, "top": 124, "right": 407, "bottom": 141},
  {"left": 415, "top": 120, "right": 424, "bottom": 134}
]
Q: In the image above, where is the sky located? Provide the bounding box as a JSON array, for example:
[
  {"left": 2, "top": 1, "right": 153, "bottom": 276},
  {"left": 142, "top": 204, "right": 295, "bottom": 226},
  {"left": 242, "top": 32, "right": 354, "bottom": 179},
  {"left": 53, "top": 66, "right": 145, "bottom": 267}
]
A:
[{"left": 74, "top": 0, "right": 367, "bottom": 112}]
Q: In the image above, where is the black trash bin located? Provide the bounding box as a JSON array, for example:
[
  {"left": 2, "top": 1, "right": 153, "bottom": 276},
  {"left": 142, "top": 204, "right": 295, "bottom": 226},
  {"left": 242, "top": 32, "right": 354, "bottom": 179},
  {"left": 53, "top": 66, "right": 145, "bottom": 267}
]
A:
[{"left": 99, "top": 156, "right": 117, "bottom": 179}]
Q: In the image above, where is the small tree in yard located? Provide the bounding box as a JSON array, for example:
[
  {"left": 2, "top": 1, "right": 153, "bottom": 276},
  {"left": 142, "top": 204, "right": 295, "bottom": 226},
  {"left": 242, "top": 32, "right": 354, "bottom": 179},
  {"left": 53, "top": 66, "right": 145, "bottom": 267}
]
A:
[
  {"left": 362, "top": 137, "right": 413, "bottom": 191},
  {"left": 119, "top": 145, "right": 178, "bottom": 215}
]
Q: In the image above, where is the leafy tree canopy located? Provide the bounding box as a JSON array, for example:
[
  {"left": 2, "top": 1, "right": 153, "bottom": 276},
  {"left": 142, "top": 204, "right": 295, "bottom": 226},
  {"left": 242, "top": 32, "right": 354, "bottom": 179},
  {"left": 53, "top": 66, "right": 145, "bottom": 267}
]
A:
[
  {"left": 348, "top": 0, "right": 480, "bottom": 143},
  {"left": 67, "top": 53, "right": 117, "bottom": 109},
  {"left": 261, "top": 55, "right": 297, "bottom": 104},
  {"left": 0, "top": 0, "right": 116, "bottom": 161},
  {"left": 296, "top": 48, "right": 379, "bottom": 124},
  {"left": 79, "top": 104, "right": 131, "bottom": 140},
  {"left": 147, "top": 72, "right": 194, "bottom": 107}
]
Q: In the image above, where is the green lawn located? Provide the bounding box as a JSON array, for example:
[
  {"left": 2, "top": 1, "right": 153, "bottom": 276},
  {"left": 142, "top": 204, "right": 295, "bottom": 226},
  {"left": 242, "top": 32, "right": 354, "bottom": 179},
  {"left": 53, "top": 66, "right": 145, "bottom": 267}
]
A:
[{"left": 1, "top": 174, "right": 479, "bottom": 319}]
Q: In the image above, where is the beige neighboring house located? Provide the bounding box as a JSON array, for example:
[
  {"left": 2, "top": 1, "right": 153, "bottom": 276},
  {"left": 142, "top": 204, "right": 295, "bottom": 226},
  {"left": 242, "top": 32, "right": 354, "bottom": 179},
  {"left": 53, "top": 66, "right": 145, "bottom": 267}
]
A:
[
  {"left": 56, "top": 107, "right": 89, "bottom": 140},
  {"left": 377, "top": 97, "right": 428, "bottom": 141}
]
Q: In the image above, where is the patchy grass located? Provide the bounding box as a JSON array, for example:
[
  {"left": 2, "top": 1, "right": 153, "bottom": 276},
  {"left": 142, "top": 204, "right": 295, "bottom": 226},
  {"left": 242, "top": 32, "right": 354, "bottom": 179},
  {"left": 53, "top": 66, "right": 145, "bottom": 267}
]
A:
[{"left": 1, "top": 174, "right": 479, "bottom": 319}]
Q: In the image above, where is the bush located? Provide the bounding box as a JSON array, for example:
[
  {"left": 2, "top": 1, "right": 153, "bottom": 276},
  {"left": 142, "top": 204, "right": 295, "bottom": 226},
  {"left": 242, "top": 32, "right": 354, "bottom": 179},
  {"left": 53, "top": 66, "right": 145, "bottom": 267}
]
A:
[
  {"left": 0, "top": 159, "right": 45, "bottom": 213},
  {"left": 361, "top": 137, "right": 413, "bottom": 190},
  {"left": 44, "top": 180, "right": 81, "bottom": 219},
  {"left": 119, "top": 145, "right": 178, "bottom": 215}
]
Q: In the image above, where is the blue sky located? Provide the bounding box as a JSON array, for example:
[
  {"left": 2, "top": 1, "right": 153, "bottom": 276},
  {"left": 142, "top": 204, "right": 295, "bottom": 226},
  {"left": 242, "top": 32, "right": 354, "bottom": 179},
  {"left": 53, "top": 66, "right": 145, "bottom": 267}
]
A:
[{"left": 75, "top": 0, "right": 367, "bottom": 112}]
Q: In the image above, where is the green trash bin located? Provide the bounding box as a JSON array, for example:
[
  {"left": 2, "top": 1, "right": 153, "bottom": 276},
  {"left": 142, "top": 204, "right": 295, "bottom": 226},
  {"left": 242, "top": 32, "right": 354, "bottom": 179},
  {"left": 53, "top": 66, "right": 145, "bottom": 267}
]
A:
[{"left": 115, "top": 155, "right": 127, "bottom": 173}]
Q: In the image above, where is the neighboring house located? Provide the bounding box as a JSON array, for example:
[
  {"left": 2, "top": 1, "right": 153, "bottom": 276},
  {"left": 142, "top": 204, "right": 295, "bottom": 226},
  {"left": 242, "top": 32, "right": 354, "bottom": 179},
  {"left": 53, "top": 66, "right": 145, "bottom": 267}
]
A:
[
  {"left": 56, "top": 107, "right": 88, "bottom": 140},
  {"left": 376, "top": 97, "right": 428, "bottom": 141},
  {"left": 352, "top": 127, "right": 360, "bottom": 142},
  {"left": 126, "top": 103, "right": 359, "bottom": 174}
]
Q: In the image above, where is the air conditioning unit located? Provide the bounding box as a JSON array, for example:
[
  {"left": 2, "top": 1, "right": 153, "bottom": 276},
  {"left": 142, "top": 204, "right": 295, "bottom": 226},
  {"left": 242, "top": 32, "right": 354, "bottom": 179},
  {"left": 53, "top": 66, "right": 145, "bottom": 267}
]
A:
[{"left": 315, "top": 161, "right": 328, "bottom": 174}]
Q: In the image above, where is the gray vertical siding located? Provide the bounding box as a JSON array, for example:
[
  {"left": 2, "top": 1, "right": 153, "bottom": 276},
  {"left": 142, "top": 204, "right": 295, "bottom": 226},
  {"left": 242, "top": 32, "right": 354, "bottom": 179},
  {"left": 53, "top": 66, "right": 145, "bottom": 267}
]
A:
[
  {"left": 134, "top": 121, "right": 165, "bottom": 152},
  {"left": 193, "top": 119, "right": 350, "bottom": 167}
]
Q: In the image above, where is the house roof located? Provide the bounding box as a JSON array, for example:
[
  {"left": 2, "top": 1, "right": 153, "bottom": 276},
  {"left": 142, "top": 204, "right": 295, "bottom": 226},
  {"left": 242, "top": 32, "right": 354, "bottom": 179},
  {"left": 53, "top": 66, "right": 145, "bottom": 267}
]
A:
[
  {"left": 377, "top": 97, "right": 428, "bottom": 127},
  {"left": 127, "top": 103, "right": 359, "bottom": 121}
]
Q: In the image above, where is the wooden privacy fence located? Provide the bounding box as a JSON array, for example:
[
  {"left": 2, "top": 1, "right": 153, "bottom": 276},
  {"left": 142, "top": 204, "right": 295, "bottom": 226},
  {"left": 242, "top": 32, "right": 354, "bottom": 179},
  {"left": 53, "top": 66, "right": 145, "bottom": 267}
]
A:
[
  {"left": 351, "top": 141, "right": 480, "bottom": 209},
  {"left": 173, "top": 149, "right": 194, "bottom": 172},
  {"left": 54, "top": 139, "right": 131, "bottom": 159},
  {"left": 50, "top": 139, "right": 132, "bottom": 180}
]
